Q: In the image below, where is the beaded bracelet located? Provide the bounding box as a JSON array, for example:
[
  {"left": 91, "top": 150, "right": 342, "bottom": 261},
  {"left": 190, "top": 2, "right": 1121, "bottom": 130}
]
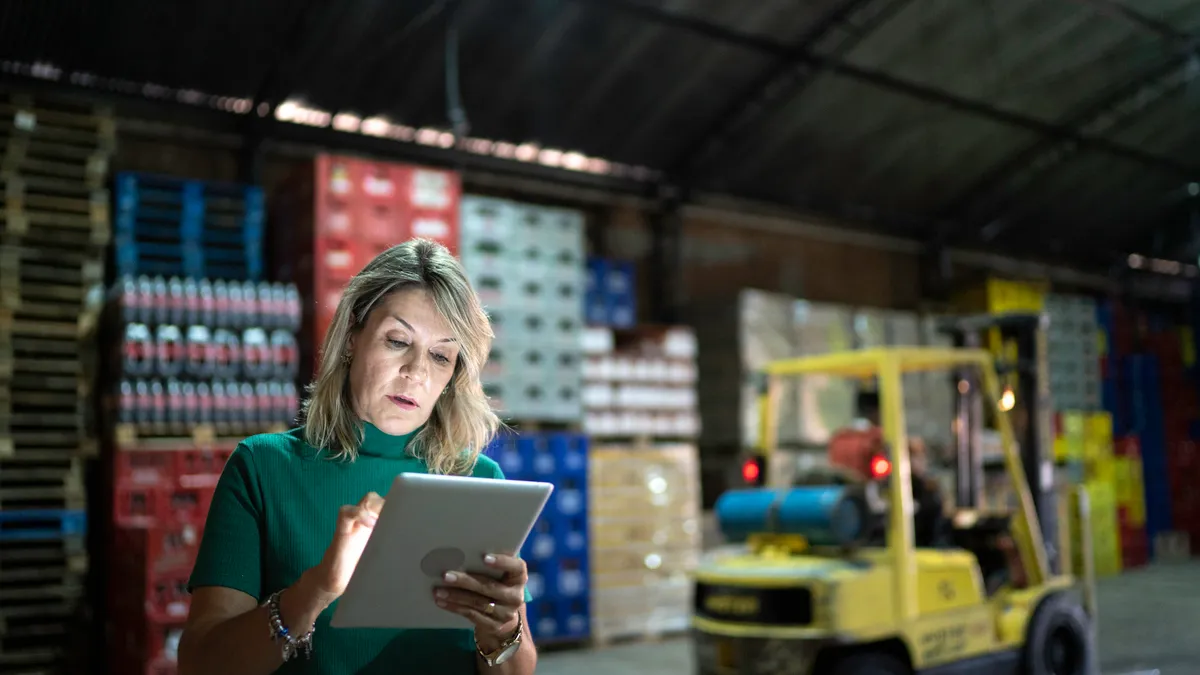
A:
[{"left": 263, "top": 590, "right": 314, "bottom": 661}]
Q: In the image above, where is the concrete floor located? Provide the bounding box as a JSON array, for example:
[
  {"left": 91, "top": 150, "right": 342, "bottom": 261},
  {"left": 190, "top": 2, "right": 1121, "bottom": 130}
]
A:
[{"left": 538, "top": 561, "right": 1200, "bottom": 675}]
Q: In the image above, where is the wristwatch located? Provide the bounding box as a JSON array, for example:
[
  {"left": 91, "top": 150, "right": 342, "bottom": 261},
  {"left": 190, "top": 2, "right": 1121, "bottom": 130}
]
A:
[{"left": 476, "top": 613, "right": 524, "bottom": 666}]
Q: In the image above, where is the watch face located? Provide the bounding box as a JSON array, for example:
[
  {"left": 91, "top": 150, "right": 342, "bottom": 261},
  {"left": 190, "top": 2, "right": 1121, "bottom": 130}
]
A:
[{"left": 492, "top": 640, "right": 521, "bottom": 666}]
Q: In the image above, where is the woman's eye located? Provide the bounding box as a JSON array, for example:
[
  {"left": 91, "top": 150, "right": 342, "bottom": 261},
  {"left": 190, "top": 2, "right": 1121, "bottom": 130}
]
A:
[
  {"left": 432, "top": 353, "right": 451, "bottom": 365},
  {"left": 388, "top": 339, "right": 408, "bottom": 349}
]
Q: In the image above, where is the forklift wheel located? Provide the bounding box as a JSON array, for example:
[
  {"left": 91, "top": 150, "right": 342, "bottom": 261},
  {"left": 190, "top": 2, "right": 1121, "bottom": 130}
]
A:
[
  {"left": 1023, "top": 593, "right": 1092, "bottom": 675},
  {"left": 830, "top": 652, "right": 909, "bottom": 675}
]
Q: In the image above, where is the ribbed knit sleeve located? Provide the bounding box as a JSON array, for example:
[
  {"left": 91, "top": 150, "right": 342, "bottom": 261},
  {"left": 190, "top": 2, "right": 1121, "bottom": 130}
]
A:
[{"left": 188, "top": 443, "right": 264, "bottom": 600}]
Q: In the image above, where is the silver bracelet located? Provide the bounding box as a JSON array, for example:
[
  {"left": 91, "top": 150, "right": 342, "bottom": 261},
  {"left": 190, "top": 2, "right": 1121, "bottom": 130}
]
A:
[{"left": 263, "top": 590, "right": 314, "bottom": 661}]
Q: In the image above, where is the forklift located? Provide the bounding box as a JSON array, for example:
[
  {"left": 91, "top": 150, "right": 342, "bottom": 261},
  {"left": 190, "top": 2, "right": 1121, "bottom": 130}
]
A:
[{"left": 694, "top": 314, "right": 1097, "bottom": 675}]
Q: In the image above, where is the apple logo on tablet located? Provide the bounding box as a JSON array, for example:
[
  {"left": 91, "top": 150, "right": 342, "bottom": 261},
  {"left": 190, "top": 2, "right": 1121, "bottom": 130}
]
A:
[{"left": 421, "top": 547, "right": 466, "bottom": 578}]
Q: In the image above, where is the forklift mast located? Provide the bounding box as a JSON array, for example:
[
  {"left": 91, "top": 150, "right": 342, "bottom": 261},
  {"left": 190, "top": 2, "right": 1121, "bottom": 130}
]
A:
[{"left": 940, "top": 312, "right": 1059, "bottom": 574}]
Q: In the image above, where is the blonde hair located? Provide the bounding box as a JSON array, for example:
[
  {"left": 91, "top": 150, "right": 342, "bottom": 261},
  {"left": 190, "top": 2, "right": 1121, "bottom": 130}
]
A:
[{"left": 302, "top": 238, "right": 499, "bottom": 474}]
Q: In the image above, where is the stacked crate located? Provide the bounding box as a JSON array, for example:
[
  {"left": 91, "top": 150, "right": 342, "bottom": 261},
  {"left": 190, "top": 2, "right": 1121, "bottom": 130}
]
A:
[
  {"left": 0, "top": 96, "right": 113, "bottom": 674},
  {"left": 585, "top": 258, "right": 636, "bottom": 328},
  {"left": 1143, "top": 328, "right": 1200, "bottom": 554},
  {"left": 1123, "top": 353, "right": 1173, "bottom": 554},
  {"left": 107, "top": 439, "right": 232, "bottom": 675},
  {"left": 105, "top": 173, "right": 301, "bottom": 673},
  {"left": 1044, "top": 294, "right": 1102, "bottom": 411},
  {"left": 271, "top": 154, "right": 462, "bottom": 373},
  {"left": 587, "top": 442, "right": 701, "bottom": 643},
  {"left": 460, "top": 196, "right": 585, "bottom": 422},
  {"left": 103, "top": 280, "right": 302, "bottom": 675},
  {"left": 113, "top": 173, "right": 264, "bottom": 282},
  {"left": 580, "top": 326, "right": 699, "bottom": 439},
  {"left": 487, "top": 431, "right": 590, "bottom": 643},
  {"left": 1113, "top": 436, "right": 1149, "bottom": 567}
]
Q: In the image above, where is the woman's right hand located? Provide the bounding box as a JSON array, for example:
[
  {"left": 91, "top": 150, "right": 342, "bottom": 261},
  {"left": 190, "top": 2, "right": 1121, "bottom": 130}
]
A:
[{"left": 312, "top": 491, "right": 385, "bottom": 597}]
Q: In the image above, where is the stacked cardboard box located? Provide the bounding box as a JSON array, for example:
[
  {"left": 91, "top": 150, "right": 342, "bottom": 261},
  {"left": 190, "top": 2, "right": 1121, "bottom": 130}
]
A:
[
  {"left": 588, "top": 442, "right": 701, "bottom": 643},
  {"left": 580, "top": 326, "right": 699, "bottom": 439},
  {"left": 459, "top": 196, "right": 585, "bottom": 422}
]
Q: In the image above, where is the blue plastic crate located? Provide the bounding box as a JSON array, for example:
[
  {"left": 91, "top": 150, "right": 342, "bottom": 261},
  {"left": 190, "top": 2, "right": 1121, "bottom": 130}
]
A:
[
  {"left": 523, "top": 517, "right": 559, "bottom": 562},
  {"left": 0, "top": 509, "right": 87, "bottom": 542},
  {"left": 549, "top": 433, "right": 587, "bottom": 478},
  {"left": 553, "top": 514, "right": 588, "bottom": 557},
  {"left": 518, "top": 435, "right": 558, "bottom": 480},
  {"left": 527, "top": 597, "right": 590, "bottom": 642},
  {"left": 486, "top": 432, "right": 526, "bottom": 480},
  {"left": 527, "top": 555, "right": 589, "bottom": 601},
  {"left": 551, "top": 476, "right": 587, "bottom": 520}
]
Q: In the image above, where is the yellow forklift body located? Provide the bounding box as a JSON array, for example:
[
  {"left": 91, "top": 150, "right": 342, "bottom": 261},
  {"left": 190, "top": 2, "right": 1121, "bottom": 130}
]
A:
[{"left": 696, "top": 344, "right": 1095, "bottom": 674}]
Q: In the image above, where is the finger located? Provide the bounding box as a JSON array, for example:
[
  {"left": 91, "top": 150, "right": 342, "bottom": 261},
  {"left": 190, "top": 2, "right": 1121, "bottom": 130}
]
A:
[
  {"left": 433, "top": 589, "right": 514, "bottom": 626},
  {"left": 358, "top": 491, "right": 385, "bottom": 517},
  {"left": 482, "top": 553, "right": 527, "bottom": 582},
  {"left": 337, "top": 504, "right": 378, "bottom": 534},
  {"left": 441, "top": 571, "right": 524, "bottom": 607}
]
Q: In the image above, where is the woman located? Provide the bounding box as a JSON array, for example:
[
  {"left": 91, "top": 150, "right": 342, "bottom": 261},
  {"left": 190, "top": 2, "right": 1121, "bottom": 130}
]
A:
[{"left": 180, "top": 239, "right": 537, "bottom": 674}]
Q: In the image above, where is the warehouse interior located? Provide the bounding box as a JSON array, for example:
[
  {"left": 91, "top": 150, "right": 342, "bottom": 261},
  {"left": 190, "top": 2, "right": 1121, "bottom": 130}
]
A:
[{"left": 2, "top": 0, "right": 1200, "bottom": 673}]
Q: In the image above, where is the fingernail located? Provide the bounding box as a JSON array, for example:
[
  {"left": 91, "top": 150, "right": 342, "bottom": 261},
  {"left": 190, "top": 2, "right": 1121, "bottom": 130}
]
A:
[
  {"left": 443, "top": 572, "right": 457, "bottom": 583},
  {"left": 435, "top": 589, "right": 448, "bottom": 599},
  {"left": 483, "top": 554, "right": 496, "bottom": 565}
]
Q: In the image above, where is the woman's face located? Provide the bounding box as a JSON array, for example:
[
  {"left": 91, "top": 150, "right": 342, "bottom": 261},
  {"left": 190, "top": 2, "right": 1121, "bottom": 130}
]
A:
[{"left": 347, "top": 287, "right": 460, "bottom": 436}]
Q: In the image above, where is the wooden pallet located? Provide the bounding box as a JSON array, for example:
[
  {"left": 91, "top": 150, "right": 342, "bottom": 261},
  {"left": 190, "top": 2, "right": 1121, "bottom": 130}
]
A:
[
  {"left": 0, "top": 241, "right": 105, "bottom": 292},
  {"left": 1, "top": 175, "right": 110, "bottom": 247},
  {"left": 0, "top": 535, "right": 86, "bottom": 576},
  {"left": 0, "top": 335, "right": 85, "bottom": 386},
  {"left": 0, "top": 601, "right": 80, "bottom": 675},
  {"left": 0, "top": 96, "right": 115, "bottom": 194},
  {"left": 0, "top": 484, "right": 85, "bottom": 511}
]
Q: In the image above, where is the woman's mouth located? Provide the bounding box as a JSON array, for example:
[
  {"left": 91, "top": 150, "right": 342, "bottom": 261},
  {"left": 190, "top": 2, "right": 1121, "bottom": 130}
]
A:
[{"left": 388, "top": 395, "right": 419, "bottom": 410}]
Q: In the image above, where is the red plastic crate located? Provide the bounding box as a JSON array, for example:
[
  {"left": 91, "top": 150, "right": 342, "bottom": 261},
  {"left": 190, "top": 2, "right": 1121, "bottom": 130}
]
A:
[
  {"left": 109, "top": 610, "right": 184, "bottom": 675},
  {"left": 113, "top": 524, "right": 204, "bottom": 577},
  {"left": 115, "top": 448, "right": 231, "bottom": 491},
  {"left": 114, "top": 484, "right": 214, "bottom": 529}
]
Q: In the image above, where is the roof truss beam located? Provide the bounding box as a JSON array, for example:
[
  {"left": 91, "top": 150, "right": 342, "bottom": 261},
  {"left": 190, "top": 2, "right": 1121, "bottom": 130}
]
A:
[
  {"left": 665, "top": 0, "right": 908, "bottom": 181},
  {"left": 576, "top": 0, "right": 1200, "bottom": 179}
]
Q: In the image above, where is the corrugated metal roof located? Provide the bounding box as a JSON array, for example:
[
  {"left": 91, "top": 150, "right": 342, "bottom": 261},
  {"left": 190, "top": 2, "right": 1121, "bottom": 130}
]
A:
[{"left": 3, "top": 0, "right": 1200, "bottom": 267}]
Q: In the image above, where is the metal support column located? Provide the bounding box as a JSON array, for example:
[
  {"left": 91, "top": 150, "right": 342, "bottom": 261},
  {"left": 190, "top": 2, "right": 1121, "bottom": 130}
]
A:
[{"left": 648, "top": 186, "right": 685, "bottom": 323}]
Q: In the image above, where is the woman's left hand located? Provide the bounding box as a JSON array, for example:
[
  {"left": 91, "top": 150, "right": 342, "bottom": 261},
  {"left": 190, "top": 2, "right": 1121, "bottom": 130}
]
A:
[{"left": 434, "top": 553, "right": 526, "bottom": 647}]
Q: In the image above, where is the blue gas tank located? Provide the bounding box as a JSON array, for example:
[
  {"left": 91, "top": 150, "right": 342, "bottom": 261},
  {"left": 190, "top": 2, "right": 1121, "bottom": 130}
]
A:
[{"left": 715, "top": 486, "right": 868, "bottom": 547}]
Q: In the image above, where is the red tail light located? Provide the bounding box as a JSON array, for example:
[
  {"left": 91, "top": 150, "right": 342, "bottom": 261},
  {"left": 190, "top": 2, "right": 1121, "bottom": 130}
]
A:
[
  {"left": 869, "top": 455, "right": 892, "bottom": 479},
  {"left": 742, "top": 457, "right": 764, "bottom": 485}
]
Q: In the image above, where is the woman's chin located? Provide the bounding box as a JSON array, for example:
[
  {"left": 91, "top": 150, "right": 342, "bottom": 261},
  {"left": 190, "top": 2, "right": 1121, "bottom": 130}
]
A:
[{"left": 371, "top": 412, "right": 425, "bottom": 437}]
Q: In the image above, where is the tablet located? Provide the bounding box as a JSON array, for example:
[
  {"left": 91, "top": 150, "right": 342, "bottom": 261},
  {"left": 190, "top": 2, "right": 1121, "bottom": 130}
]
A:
[{"left": 330, "top": 472, "right": 554, "bottom": 630}]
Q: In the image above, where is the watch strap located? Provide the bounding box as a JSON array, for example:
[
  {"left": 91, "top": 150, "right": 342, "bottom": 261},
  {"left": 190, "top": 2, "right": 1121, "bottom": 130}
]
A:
[{"left": 476, "top": 612, "right": 524, "bottom": 666}]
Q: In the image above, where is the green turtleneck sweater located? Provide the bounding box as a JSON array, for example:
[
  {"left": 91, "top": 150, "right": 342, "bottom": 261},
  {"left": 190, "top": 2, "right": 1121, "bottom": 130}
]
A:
[{"left": 188, "top": 424, "right": 519, "bottom": 674}]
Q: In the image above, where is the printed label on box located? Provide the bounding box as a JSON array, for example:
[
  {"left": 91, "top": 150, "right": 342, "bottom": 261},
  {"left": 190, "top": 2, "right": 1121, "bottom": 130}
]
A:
[
  {"left": 330, "top": 163, "right": 352, "bottom": 195},
  {"left": 363, "top": 172, "right": 395, "bottom": 198},
  {"left": 411, "top": 170, "right": 452, "bottom": 209},
  {"left": 326, "top": 210, "right": 351, "bottom": 235},
  {"left": 325, "top": 250, "right": 352, "bottom": 270},
  {"left": 412, "top": 217, "right": 451, "bottom": 239}
]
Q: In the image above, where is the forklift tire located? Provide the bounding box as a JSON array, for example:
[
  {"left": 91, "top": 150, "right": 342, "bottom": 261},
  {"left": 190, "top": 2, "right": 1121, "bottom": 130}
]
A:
[
  {"left": 1022, "top": 593, "right": 1092, "bottom": 675},
  {"left": 829, "top": 652, "right": 910, "bottom": 675}
]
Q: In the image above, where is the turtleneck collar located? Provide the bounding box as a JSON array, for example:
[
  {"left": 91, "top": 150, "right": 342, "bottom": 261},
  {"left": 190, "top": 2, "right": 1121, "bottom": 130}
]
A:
[{"left": 359, "top": 422, "right": 418, "bottom": 459}]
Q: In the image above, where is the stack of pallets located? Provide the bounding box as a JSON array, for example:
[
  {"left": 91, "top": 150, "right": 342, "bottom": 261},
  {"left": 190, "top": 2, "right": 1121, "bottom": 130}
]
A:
[{"left": 0, "top": 95, "right": 113, "bottom": 675}]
